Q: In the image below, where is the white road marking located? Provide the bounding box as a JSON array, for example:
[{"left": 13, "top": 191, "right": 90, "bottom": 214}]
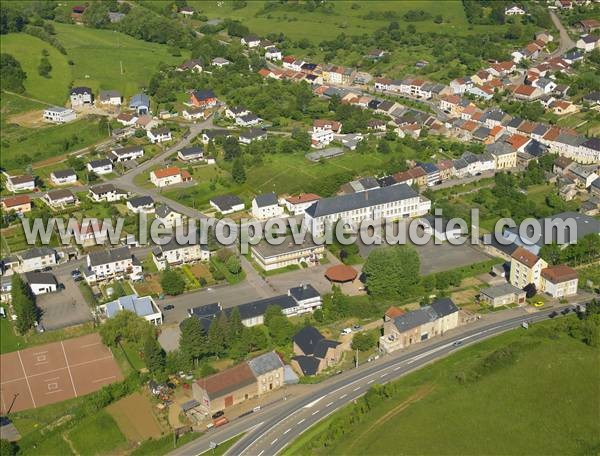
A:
[
  {"left": 367, "top": 379, "right": 374, "bottom": 384},
  {"left": 16, "top": 351, "right": 36, "bottom": 408},
  {"left": 303, "top": 396, "right": 324, "bottom": 408},
  {"left": 60, "top": 341, "right": 78, "bottom": 397},
  {"left": 380, "top": 373, "right": 388, "bottom": 378},
  {"left": 340, "top": 394, "right": 347, "bottom": 399},
  {"left": 257, "top": 451, "right": 264, "bottom": 456},
  {"left": 271, "top": 438, "right": 278, "bottom": 445},
  {"left": 312, "top": 410, "right": 320, "bottom": 416},
  {"left": 394, "top": 366, "right": 402, "bottom": 371},
  {"left": 353, "top": 387, "right": 360, "bottom": 392},
  {"left": 297, "top": 419, "right": 305, "bottom": 425},
  {"left": 284, "top": 429, "right": 291, "bottom": 435},
  {"left": 326, "top": 401, "right": 334, "bottom": 407}
]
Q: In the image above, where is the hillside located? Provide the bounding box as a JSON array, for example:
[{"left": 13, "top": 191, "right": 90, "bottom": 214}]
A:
[{"left": 285, "top": 320, "right": 600, "bottom": 455}]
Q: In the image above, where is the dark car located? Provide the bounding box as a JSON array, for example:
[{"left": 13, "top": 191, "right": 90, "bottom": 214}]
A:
[
  {"left": 212, "top": 411, "right": 224, "bottom": 419},
  {"left": 163, "top": 304, "right": 174, "bottom": 311},
  {"left": 71, "top": 270, "right": 82, "bottom": 280},
  {"left": 42, "top": 266, "right": 52, "bottom": 272},
  {"left": 561, "top": 308, "right": 571, "bottom": 315},
  {"left": 452, "top": 340, "right": 463, "bottom": 347},
  {"left": 549, "top": 311, "right": 558, "bottom": 318}
]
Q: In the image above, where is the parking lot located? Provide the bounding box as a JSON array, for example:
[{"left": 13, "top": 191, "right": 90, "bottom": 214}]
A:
[{"left": 37, "top": 271, "right": 93, "bottom": 330}]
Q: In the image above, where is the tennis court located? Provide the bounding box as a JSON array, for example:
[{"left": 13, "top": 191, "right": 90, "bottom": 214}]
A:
[{"left": 0, "top": 333, "right": 123, "bottom": 413}]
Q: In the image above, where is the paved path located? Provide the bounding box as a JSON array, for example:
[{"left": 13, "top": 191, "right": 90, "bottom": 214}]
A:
[{"left": 549, "top": 10, "right": 576, "bottom": 57}]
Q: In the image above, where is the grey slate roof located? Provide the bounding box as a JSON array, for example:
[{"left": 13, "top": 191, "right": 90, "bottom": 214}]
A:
[
  {"left": 393, "top": 307, "right": 438, "bottom": 332},
  {"left": 293, "top": 326, "right": 325, "bottom": 355},
  {"left": 179, "top": 146, "right": 204, "bottom": 157},
  {"left": 89, "top": 158, "right": 112, "bottom": 168},
  {"left": 52, "top": 168, "right": 76, "bottom": 179},
  {"left": 430, "top": 298, "right": 459, "bottom": 318},
  {"left": 582, "top": 137, "right": 600, "bottom": 151},
  {"left": 291, "top": 356, "right": 321, "bottom": 376},
  {"left": 289, "top": 284, "right": 320, "bottom": 302},
  {"left": 486, "top": 141, "right": 515, "bottom": 156},
  {"left": 481, "top": 283, "right": 523, "bottom": 299},
  {"left": 254, "top": 192, "right": 278, "bottom": 208},
  {"left": 211, "top": 194, "right": 244, "bottom": 212},
  {"left": 240, "top": 128, "right": 267, "bottom": 140},
  {"left": 305, "top": 183, "right": 418, "bottom": 218},
  {"left": 20, "top": 247, "right": 55, "bottom": 260},
  {"left": 247, "top": 351, "right": 284, "bottom": 377},
  {"left": 24, "top": 271, "right": 57, "bottom": 285},
  {"left": 252, "top": 236, "right": 320, "bottom": 259},
  {"left": 88, "top": 247, "right": 132, "bottom": 267},
  {"left": 128, "top": 195, "right": 154, "bottom": 208},
  {"left": 155, "top": 204, "right": 176, "bottom": 218}
]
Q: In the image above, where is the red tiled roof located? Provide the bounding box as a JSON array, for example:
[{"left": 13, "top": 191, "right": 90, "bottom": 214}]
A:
[
  {"left": 153, "top": 167, "right": 184, "bottom": 179},
  {"left": 286, "top": 193, "right": 321, "bottom": 204},
  {"left": 196, "top": 362, "right": 256, "bottom": 398},
  {"left": 511, "top": 247, "right": 541, "bottom": 268},
  {"left": 490, "top": 125, "right": 504, "bottom": 137},
  {"left": 508, "top": 134, "right": 530, "bottom": 150},
  {"left": 543, "top": 126, "right": 561, "bottom": 141},
  {"left": 514, "top": 85, "right": 536, "bottom": 96},
  {"left": 385, "top": 306, "right": 406, "bottom": 319},
  {"left": 541, "top": 265, "right": 578, "bottom": 283},
  {"left": 2, "top": 195, "right": 31, "bottom": 208},
  {"left": 258, "top": 68, "right": 271, "bottom": 77}
]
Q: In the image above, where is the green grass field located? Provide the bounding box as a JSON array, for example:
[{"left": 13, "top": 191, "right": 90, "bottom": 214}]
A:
[
  {"left": 1, "top": 33, "right": 72, "bottom": 105},
  {"left": 284, "top": 321, "right": 600, "bottom": 455},
  {"left": 0, "top": 318, "right": 26, "bottom": 354},
  {"left": 66, "top": 410, "right": 128, "bottom": 456}
]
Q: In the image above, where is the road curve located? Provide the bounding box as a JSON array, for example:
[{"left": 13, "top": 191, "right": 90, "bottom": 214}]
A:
[{"left": 168, "top": 306, "right": 573, "bottom": 456}]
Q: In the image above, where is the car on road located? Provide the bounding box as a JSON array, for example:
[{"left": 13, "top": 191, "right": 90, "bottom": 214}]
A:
[
  {"left": 533, "top": 301, "right": 544, "bottom": 307},
  {"left": 549, "top": 311, "right": 558, "bottom": 318},
  {"left": 211, "top": 411, "right": 224, "bottom": 419},
  {"left": 561, "top": 308, "right": 571, "bottom": 315},
  {"left": 341, "top": 328, "right": 352, "bottom": 335},
  {"left": 163, "top": 304, "right": 174, "bottom": 311},
  {"left": 213, "top": 416, "right": 229, "bottom": 427},
  {"left": 71, "top": 270, "right": 82, "bottom": 281},
  {"left": 352, "top": 325, "right": 362, "bottom": 331},
  {"left": 452, "top": 340, "right": 463, "bottom": 347}
]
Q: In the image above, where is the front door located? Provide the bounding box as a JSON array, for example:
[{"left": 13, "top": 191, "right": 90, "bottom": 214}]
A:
[{"left": 224, "top": 395, "right": 233, "bottom": 407}]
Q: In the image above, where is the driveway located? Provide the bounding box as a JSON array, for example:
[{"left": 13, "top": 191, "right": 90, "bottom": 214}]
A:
[
  {"left": 549, "top": 10, "right": 576, "bottom": 57},
  {"left": 37, "top": 272, "right": 93, "bottom": 330}
]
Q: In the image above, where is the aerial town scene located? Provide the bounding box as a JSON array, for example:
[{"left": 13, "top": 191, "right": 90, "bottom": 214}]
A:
[{"left": 0, "top": 1, "right": 599, "bottom": 455}]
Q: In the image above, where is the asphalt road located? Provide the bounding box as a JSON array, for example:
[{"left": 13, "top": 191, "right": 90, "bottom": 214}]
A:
[
  {"left": 168, "top": 305, "right": 575, "bottom": 456},
  {"left": 549, "top": 10, "right": 576, "bottom": 58}
]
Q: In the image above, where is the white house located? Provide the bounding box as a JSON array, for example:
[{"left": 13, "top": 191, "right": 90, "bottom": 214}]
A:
[
  {"left": 576, "top": 34, "right": 600, "bottom": 52},
  {"left": 44, "top": 189, "right": 77, "bottom": 207},
  {"left": 70, "top": 87, "right": 93, "bottom": 107},
  {"left": 100, "top": 294, "right": 162, "bottom": 325},
  {"left": 50, "top": 169, "right": 77, "bottom": 186},
  {"left": 152, "top": 239, "right": 210, "bottom": 270},
  {"left": 241, "top": 35, "right": 261, "bottom": 48},
  {"left": 251, "top": 192, "right": 284, "bottom": 220},
  {"left": 84, "top": 246, "right": 142, "bottom": 284},
  {"left": 12, "top": 247, "right": 57, "bottom": 274},
  {"left": 6, "top": 175, "right": 35, "bottom": 193},
  {"left": 225, "top": 106, "right": 250, "bottom": 119},
  {"left": 177, "top": 59, "right": 203, "bottom": 73},
  {"left": 210, "top": 195, "right": 245, "bottom": 215},
  {"left": 126, "top": 195, "right": 155, "bottom": 214},
  {"left": 182, "top": 107, "right": 207, "bottom": 120},
  {"left": 150, "top": 167, "right": 192, "bottom": 188},
  {"left": 87, "top": 159, "right": 113, "bottom": 175},
  {"left": 505, "top": 5, "right": 525, "bottom": 15},
  {"left": 265, "top": 46, "right": 282, "bottom": 61},
  {"left": 98, "top": 90, "right": 122, "bottom": 106},
  {"left": 88, "top": 184, "right": 127, "bottom": 203},
  {"left": 251, "top": 238, "right": 325, "bottom": 271},
  {"left": 541, "top": 265, "right": 579, "bottom": 298},
  {"left": 147, "top": 127, "right": 172, "bottom": 144},
  {"left": 211, "top": 57, "right": 231, "bottom": 67},
  {"left": 155, "top": 204, "right": 184, "bottom": 228},
  {"left": 235, "top": 113, "right": 261, "bottom": 127},
  {"left": 239, "top": 129, "right": 267, "bottom": 145},
  {"left": 24, "top": 272, "right": 58, "bottom": 295},
  {"left": 178, "top": 146, "right": 204, "bottom": 162},
  {"left": 43, "top": 107, "right": 76, "bottom": 123},
  {"left": 108, "top": 145, "right": 144, "bottom": 163},
  {"left": 311, "top": 129, "right": 334, "bottom": 148}
]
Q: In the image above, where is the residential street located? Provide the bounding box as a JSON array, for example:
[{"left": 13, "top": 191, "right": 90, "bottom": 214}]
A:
[{"left": 549, "top": 10, "right": 576, "bottom": 57}]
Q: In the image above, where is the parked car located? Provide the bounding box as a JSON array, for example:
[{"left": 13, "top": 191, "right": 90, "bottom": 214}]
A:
[
  {"left": 452, "top": 340, "right": 463, "bottom": 347},
  {"left": 549, "top": 311, "right": 558, "bottom": 318},
  {"left": 341, "top": 328, "right": 352, "bottom": 335},
  {"left": 211, "top": 410, "right": 224, "bottom": 419},
  {"left": 213, "top": 416, "right": 229, "bottom": 427},
  {"left": 352, "top": 325, "right": 362, "bottom": 331},
  {"left": 42, "top": 266, "right": 52, "bottom": 272},
  {"left": 71, "top": 270, "right": 82, "bottom": 281},
  {"left": 164, "top": 304, "right": 174, "bottom": 311}
]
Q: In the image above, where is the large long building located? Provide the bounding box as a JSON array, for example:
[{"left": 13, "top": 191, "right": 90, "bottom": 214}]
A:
[{"left": 304, "top": 183, "right": 431, "bottom": 234}]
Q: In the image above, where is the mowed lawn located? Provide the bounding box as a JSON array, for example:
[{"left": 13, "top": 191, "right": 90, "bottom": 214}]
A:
[
  {"left": 66, "top": 410, "right": 128, "bottom": 456},
  {"left": 53, "top": 22, "right": 186, "bottom": 98},
  {"left": 285, "top": 323, "right": 600, "bottom": 456},
  {"left": 182, "top": 0, "right": 470, "bottom": 40},
  {"left": 1, "top": 33, "right": 72, "bottom": 105}
]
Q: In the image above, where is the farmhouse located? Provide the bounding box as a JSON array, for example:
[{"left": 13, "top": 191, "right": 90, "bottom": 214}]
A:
[
  {"left": 291, "top": 326, "right": 342, "bottom": 376},
  {"left": 84, "top": 247, "right": 142, "bottom": 284},
  {"left": 87, "top": 158, "right": 113, "bottom": 175},
  {"left": 251, "top": 236, "right": 325, "bottom": 271},
  {"left": 380, "top": 298, "right": 460, "bottom": 353},
  {"left": 251, "top": 192, "right": 284, "bottom": 220},
  {"left": 1, "top": 195, "right": 31, "bottom": 214},
  {"left": 152, "top": 239, "right": 210, "bottom": 270},
  {"left": 44, "top": 189, "right": 77, "bottom": 208},
  {"left": 6, "top": 175, "right": 35, "bottom": 193},
  {"left": 100, "top": 294, "right": 162, "bottom": 325},
  {"left": 192, "top": 351, "right": 284, "bottom": 415},
  {"left": 70, "top": 87, "right": 93, "bottom": 107},
  {"left": 150, "top": 167, "right": 192, "bottom": 188},
  {"left": 304, "top": 184, "right": 431, "bottom": 234},
  {"left": 50, "top": 169, "right": 77, "bottom": 185},
  {"left": 43, "top": 106, "right": 76, "bottom": 123},
  {"left": 24, "top": 272, "right": 58, "bottom": 295}
]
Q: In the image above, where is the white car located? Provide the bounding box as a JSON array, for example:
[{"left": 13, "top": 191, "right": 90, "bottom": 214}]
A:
[{"left": 341, "top": 328, "right": 352, "bottom": 335}]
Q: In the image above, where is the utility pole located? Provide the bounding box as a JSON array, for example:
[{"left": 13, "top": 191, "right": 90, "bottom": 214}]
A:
[{"left": 355, "top": 348, "right": 359, "bottom": 368}]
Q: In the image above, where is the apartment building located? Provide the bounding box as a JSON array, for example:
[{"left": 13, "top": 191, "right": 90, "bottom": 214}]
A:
[
  {"left": 509, "top": 247, "right": 548, "bottom": 289},
  {"left": 84, "top": 247, "right": 142, "bottom": 284},
  {"left": 251, "top": 236, "right": 325, "bottom": 271}
]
